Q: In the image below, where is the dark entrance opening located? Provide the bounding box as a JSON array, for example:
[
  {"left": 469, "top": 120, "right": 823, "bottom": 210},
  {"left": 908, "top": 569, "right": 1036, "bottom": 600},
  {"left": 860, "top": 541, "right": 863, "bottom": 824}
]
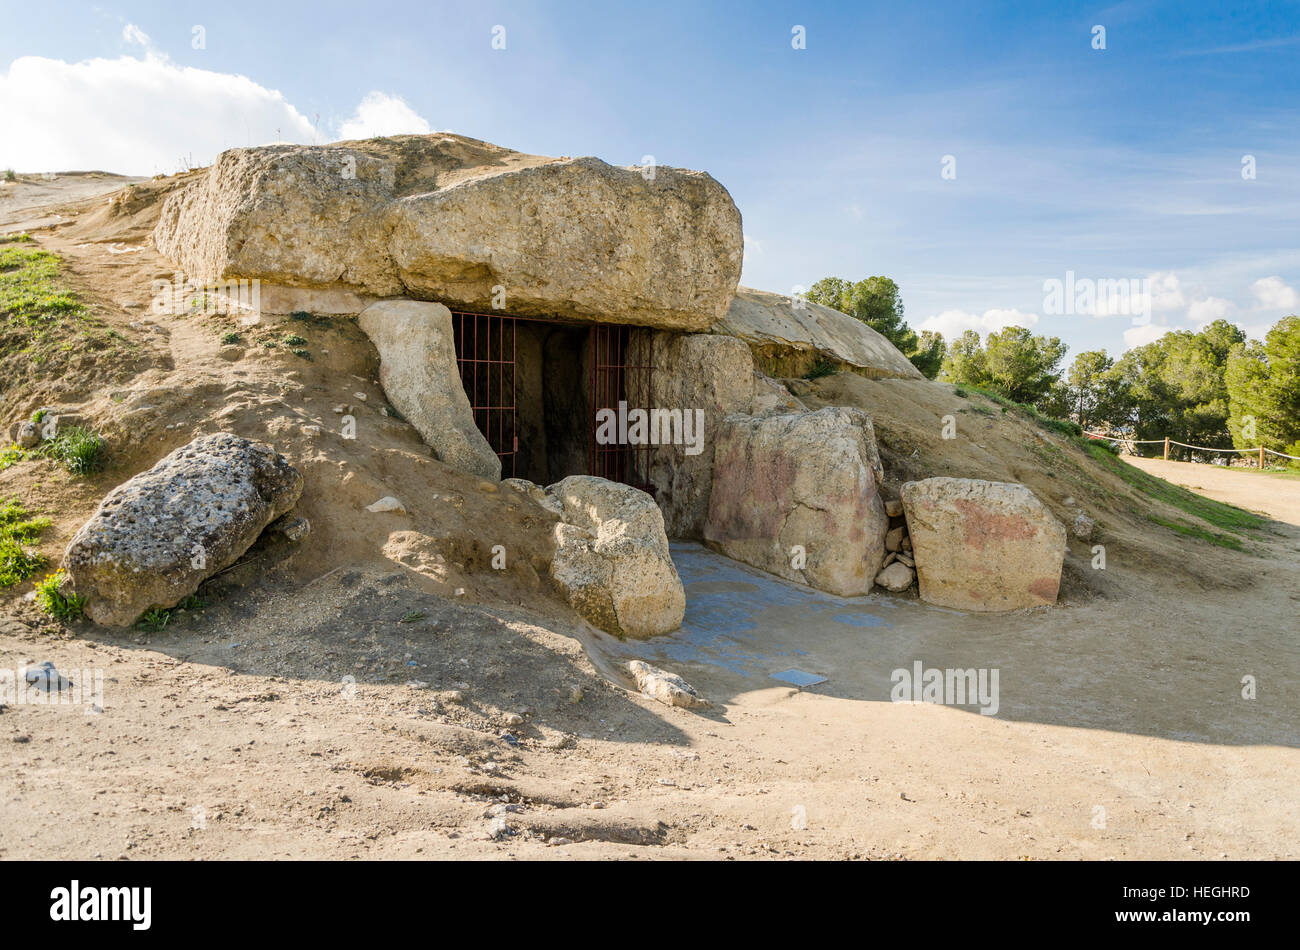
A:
[{"left": 451, "top": 311, "right": 654, "bottom": 491}]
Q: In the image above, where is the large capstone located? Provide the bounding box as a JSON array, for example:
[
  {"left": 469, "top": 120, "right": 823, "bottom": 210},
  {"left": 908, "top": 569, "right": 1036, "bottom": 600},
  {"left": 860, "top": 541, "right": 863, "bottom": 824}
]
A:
[
  {"left": 545, "top": 475, "right": 685, "bottom": 638},
  {"left": 714, "top": 286, "right": 924, "bottom": 380},
  {"left": 703, "top": 407, "right": 889, "bottom": 596},
  {"left": 900, "top": 477, "right": 1067, "bottom": 611},
  {"left": 154, "top": 134, "right": 743, "bottom": 331},
  {"left": 62, "top": 434, "right": 303, "bottom": 626}
]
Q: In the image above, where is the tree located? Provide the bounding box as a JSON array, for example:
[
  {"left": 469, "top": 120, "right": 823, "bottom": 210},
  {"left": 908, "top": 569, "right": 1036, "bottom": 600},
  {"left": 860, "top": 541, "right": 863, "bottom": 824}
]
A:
[
  {"left": 981, "top": 326, "right": 1068, "bottom": 405},
  {"left": 940, "top": 329, "right": 989, "bottom": 389},
  {"left": 807, "top": 275, "right": 944, "bottom": 379},
  {"left": 1065, "top": 350, "right": 1128, "bottom": 430},
  {"left": 1226, "top": 316, "right": 1300, "bottom": 456}
]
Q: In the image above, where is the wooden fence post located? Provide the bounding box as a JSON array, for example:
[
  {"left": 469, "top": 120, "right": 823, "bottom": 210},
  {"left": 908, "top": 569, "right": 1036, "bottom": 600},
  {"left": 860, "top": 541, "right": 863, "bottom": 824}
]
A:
[
  {"left": 1259, "top": 447, "right": 1265, "bottom": 469},
  {"left": 1163, "top": 437, "right": 1170, "bottom": 461}
]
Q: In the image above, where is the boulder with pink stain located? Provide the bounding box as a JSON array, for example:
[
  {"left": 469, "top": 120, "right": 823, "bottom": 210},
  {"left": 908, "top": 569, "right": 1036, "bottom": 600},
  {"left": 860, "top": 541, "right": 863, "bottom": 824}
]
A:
[
  {"left": 900, "top": 477, "right": 1066, "bottom": 611},
  {"left": 703, "top": 407, "right": 888, "bottom": 596}
]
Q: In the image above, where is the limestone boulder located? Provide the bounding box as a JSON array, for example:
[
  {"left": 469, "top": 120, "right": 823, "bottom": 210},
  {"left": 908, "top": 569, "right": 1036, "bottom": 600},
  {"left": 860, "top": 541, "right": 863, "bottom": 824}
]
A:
[
  {"left": 155, "top": 134, "right": 742, "bottom": 331},
  {"left": 62, "top": 434, "right": 303, "bottom": 626},
  {"left": 358, "top": 299, "right": 500, "bottom": 480},
  {"left": 900, "top": 477, "right": 1067, "bottom": 611},
  {"left": 703, "top": 407, "right": 889, "bottom": 596},
  {"left": 751, "top": 372, "right": 807, "bottom": 417},
  {"left": 713, "top": 286, "right": 923, "bottom": 380},
  {"left": 626, "top": 660, "right": 709, "bottom": 709},
  {"left": 640, "top": 331, "right": 754, "bottom": 538},
  {"left": 546, "top": 476, "right": 684, "bottom": 638}
]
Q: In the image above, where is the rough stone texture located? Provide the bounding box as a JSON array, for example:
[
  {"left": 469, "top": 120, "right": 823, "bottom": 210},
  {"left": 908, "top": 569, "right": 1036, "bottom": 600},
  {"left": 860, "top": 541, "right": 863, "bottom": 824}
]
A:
[
  {"left": 546, "top": 476, "right": 685, "bottom": 638},
  {"left": 875, "top": 561, "right": 915, "bottom": 592},
  {"left": 62, "top": 434, "right": 303, "bottom": 626},
  {"left": 713, "top": 286, "right": 923, "bottom": 380},
  {"left": 703, "top": 407, "right": 889, "bottom": 596},
  {"left": 1071, "top": 512, "right": 1096, "bottom": 541},
  {"left": 900, "top": 477, "right": 1067, "bottom": 612},
  {"left": 626, "top": 660, "right": 709, "bottom": 708},
  {"left": 358, "top": 300, "right": 500, "bottom": 480},
  {"left": 154, "top": 134, "right": 742, "bottom": 331},
  {"left": 640, "top": 331, "right": 754, "bottom": 539},
  {"left": 751, "top": 371, "right": 807, "bottom": 417}
]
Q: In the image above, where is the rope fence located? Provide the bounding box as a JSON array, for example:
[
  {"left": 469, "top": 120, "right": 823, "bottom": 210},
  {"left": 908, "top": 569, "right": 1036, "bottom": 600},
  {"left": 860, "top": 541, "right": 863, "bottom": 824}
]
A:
[{"left": 1082, "top": 431, "right": 1300, "bottom": 464}]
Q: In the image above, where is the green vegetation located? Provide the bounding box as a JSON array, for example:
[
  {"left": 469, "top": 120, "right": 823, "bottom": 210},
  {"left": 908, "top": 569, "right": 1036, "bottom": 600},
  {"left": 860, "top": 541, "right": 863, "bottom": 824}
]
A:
[
  {"left": 0, "top": 232, "right": 32, "bottom": 244},
  {"left": 290, "top": 347, "right": 311, "bottom": 360},
  {"left": 0, "top": 499, "right": 50, "bottom": 588},
  {"left": 1147, "top": 516, "right": 1245, "bottom": 551},
  {"left": 283, "top": 334, "right": 307, "bottom": 346},
  {"left": 0, "top": 444, "right": 27, "bottom": 471},
  {"left": 0, "top": 244, "right": 81, "bottom": 321},
  {"left": 220, "top": 331, "right": 242, "bottom": 345},
  {"left": 804, "top": 356, "right": 836, "bottom": 379},
  {"left": 137, "top": 607, "right": 173, "bottom": 632},
  {"left": 37, "top": 426, "right": 106, "bottom": 475},
  {"left": 1084, "top": 443, "right": 1266, "bottom": 535},
  {"left": 35, "top": 570, "right": 87, "bottom": 621},
  {"left": 808, "top": 276, "right": 946, "bottom": 378},
  {"left": 2, "top": 170, "right": 16, "bottom": 183}
]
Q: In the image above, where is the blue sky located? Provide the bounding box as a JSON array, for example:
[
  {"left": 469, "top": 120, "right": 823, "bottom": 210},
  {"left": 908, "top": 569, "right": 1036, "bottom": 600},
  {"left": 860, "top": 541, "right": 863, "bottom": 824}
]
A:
[{"left": 2, "top": 0, "right": 1298, "bottom": 359}]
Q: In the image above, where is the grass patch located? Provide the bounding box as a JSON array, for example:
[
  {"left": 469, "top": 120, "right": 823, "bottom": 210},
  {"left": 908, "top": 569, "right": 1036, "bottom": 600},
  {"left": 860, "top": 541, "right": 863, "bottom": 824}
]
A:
[
  {"left": 0, "top": 232, "right": 32, "bottom": 244},
  {"left": 2, "top": 170, "right": 16, "bottom": 183},
  {"left": 0, "top": 499, "right": 51, "bottom": 588},
  {"left": 1085, "top": 443, "right": 1267, "bottom": 535},
  {"left": 956, "top": 384, "right": 1083, "bottom": 440},
  {"left": 289, "top": 347, "right": 311, "bottom": 360},
  {"left": 1147, "top": 515, "right": 1245, "bottom": 551},
  {"left": 283, "top": 334, "right": 307, "bottom": 346},
  {"left": 35, "top": 426, "right": 106, "bottom": 475},
  {"left": 35, "top": 570, "right": 87, "bottom": 621},
  {"left": 0, "top": 444, "right": 27, "bottom": 471},
  {"left": 220, "top": 331, "right": 241, "bottom": 345}
]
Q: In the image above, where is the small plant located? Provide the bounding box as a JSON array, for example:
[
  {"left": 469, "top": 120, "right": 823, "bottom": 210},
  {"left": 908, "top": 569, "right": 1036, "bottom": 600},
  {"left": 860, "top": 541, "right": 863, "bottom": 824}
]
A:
[
  {"left": 136, "top": 607, "right": 172, "bottom": 632},
  {"left": 0, "top": 231, "right": 32, "bottom": 243},
  {"left": 176, "top": 594, "right": 206, "bottom": 611},
  {"left": 261, "top": 339, "right": 278, "bottom": 348},
  {"left": 35, "top": 570, "right": 86, "bottom": 621},
  {"left": 283, "top": 334, "right": 307, "bottom": 346},
  {"left": 31, "top": 408, "right": 47, "bottom": 423},
  {"left": 2, "top": 169, "right": 15, "bottom": 182},
  {"left": 0, "top": 499, "right": 50, "bottom": 588},
  {"left": 220, "top": 331, "right": 241, "bottom": 345},
  {"left": 804, "top": 357, "right": 836, "bottom": 380},
  {"left": 0, "top": 445, "right": 27, "bottom": 471},
  {"left": 39, "top": 426, "right": 105, "bottom": 475},
  {"left": 289, "top": 347, "right": 312, "bottom": 360}
]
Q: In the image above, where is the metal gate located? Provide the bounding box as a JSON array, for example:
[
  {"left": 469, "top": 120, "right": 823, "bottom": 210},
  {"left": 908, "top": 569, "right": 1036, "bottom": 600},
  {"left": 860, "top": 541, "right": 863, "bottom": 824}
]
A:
[
  {"left": 451, "top": 312, "right": 653, "bottom": 489},
  {"left": 451, "top": 311, "right": 518, "bottom": 478},
  {"left": 589, "top": 324, "right": 654, "bottom": 492}
]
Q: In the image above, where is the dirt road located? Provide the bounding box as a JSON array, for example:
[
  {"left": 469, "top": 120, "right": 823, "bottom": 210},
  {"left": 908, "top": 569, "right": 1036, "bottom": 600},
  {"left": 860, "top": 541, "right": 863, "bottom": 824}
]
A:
[{"left": 1126, "top": 457, "right": 1300, "bottom": 528}]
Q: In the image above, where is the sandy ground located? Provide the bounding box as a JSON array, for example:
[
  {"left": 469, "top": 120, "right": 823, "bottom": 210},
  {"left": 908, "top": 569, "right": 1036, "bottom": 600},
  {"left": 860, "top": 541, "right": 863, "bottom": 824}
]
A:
[
  {"left": 1126, "top": 457, "right": 1300, "bottom": 528},
  {"left": 1, "top": 176, "right": 1298, "bottom": 860}
]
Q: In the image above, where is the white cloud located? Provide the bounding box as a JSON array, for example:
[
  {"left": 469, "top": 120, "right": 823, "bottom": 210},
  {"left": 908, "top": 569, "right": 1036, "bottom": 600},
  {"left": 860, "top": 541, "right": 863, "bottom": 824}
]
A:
[
  {"left": 1147, "top": 271, "right": 1186, "bottom": 312},
  {"left": 1249, "top": 275, "right": 1300, "bottom": 312},
  {"left": 0, "top": 29, "right": 434, "bottom": 175},
  {"left": 918, "top": 307, "right": 1039, "bottom": 337},
  {"left": 336, "top": 92, "right": 431, "bottom": 140},
  {"left": 1187, "top": 296, "right": 1235, "bottom": 327},
  {"left": 1123, "top": 323, "right": 1173, "bottom": 349}
]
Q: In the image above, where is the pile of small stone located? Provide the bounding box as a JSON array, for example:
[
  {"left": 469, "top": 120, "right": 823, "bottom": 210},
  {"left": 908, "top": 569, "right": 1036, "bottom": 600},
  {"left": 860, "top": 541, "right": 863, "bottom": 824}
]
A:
[{"left": 874, "top": 498, "right": 917, "bottom": 592}]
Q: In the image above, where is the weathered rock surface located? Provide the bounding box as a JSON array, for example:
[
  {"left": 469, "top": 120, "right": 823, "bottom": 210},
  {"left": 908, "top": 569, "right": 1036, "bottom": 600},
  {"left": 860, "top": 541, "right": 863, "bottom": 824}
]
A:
[
  {"left": 900, "top": 477, "right": 1067, "bottom": 611},
  {"left": 155, "top": 134, "right": 742, "bottom": 331},
  {"left": 751, "top": 371, "right": 807, "bottom": 417},
  {"left": 875, "top": 561, "right": 915, "bottom": 592},
  {"left": 358, "top": 300, "right": 500, "bottom": 480},
  {"left": 704, "top": 407, "right": 889, "bottom": 596},
  {"left": 626, "top": 660, "right": 709, "bottom": 708},
  {"left": 642, "top": 331, "right": 754, "bottom": 538},
  {"left": 546, "top": 476, "right": 684, "bottom": 638},
  {"left": 713, "top": 286, "right": 923, "bottom": 380},
  {"left": 63, "top": 434, "right": 303, "bottom": 626}
]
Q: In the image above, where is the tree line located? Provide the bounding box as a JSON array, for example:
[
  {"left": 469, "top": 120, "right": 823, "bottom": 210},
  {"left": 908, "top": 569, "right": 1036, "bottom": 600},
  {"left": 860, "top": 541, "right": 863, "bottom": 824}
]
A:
[{"left": 808, "top": 275, "right": 1300, "bottom": 461}]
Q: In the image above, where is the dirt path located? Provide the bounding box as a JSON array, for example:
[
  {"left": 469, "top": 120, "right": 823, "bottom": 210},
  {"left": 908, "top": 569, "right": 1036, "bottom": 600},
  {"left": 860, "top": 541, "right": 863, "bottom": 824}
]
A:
[{"left": 1126, "top": 457, "right": 1300, "bottom": 528}]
